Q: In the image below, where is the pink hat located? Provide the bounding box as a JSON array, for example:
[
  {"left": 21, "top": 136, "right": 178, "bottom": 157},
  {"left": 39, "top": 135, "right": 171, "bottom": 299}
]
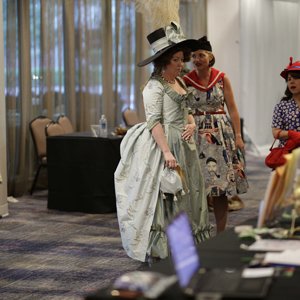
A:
[{"left": 280, "top": 57, "right": 300, "bottom": 79}]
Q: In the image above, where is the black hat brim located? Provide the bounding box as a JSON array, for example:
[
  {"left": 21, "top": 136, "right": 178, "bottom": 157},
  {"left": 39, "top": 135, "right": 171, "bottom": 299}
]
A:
[
  {"left": 137, "top": 39, "right": 199, "bottom": 67},
  {"left": 193, "top": 36, "right": 212, "bottom": 52},
  {"left": 280, "top": 67, "right": 300, "bottom": 79}
]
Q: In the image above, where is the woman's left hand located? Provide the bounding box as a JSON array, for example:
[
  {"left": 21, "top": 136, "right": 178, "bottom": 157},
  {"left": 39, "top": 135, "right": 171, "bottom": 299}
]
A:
[
  {"left": 235, "top": 135, "right": 245, "bottom": 150},
  {"left": 182, "top": 123, "right": 196, "bottom": 141}
]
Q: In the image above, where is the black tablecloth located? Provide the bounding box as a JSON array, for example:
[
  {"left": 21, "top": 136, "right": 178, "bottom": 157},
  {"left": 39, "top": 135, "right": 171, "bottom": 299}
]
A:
[
  {"left": 151, "top": 226, "right": 300, "bottom": 300},
  {"left": 47, "top": 132, "right": 122, "bottom": 213}
]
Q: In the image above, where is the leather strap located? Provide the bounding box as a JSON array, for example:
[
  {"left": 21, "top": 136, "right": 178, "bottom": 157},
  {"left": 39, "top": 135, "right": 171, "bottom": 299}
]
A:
[
  {"left": 269, "top": 130, "right": 282, "bottom": 151},
  {"left": 194, "top": 109, "right": 226, "bottom": 116}
]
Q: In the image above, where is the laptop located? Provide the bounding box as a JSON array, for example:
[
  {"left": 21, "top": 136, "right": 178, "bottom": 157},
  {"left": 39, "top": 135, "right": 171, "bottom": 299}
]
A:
[{"left": 166, "top": 212, "right": 273, "bottom": 299}]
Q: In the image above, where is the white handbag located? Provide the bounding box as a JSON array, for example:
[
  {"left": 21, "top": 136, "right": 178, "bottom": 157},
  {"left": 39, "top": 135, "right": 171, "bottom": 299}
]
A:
[{"left": 160, "top": 167, "right": 183, "bottom": 195}]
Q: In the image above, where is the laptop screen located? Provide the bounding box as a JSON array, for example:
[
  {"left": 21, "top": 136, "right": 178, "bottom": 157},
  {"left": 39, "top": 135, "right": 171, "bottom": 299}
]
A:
[{"left": 166, "top": 212, "right": 201, "bottom": 288}]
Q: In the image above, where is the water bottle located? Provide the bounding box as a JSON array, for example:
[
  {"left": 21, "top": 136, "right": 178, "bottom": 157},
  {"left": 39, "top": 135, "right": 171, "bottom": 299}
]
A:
[{"left": 99, "top": 114, "right": 108, "bottom": 137}]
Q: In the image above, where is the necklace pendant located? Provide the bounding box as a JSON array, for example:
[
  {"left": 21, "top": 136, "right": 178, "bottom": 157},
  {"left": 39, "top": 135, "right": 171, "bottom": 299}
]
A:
[{"left": 161, "top": 76, "right": 176, "bottom": 84}]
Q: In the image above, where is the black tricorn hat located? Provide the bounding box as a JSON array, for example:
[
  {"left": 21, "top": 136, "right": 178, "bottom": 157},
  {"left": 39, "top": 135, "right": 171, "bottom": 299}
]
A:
[
  {"left": 194, "top": 36, "right": 212, "bottom": 52},
  {"left": 138, "top": 22, "right": 199, "bottom": 67}
]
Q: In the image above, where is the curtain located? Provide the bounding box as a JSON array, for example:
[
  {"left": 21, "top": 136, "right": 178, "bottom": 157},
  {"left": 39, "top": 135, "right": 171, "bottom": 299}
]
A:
[
  {"left": 134, "top": 0, "right": 207, "bottom": 119},
  {"left": 240, "top": 0, "right": 300, "bottom": 147},
  {"left": 4, "top": 0, "right": 206, "bottom": 196},
  {"left": 180, "top": 0, "right": 206, "bottom": 39},
  {"left": 73, "top": 0, "right": 107, "bottom": 130},
  {"left": 4, "top": 0, "right": 137, "bottom": 195},
  {"left": 5, "top": 0, "right": 33, "bottom": 196},
  {"left": 40, "top": 0, "right": 65, "bottom": 118},
  {"left": 0, "top": 0, "right": 8, "bottom": 216},
  {"left": 5, "top": 0, "right": 20, "bottom": 194},
  {"left": 113, "top": 0, "right": 135, "bottom": 124}
]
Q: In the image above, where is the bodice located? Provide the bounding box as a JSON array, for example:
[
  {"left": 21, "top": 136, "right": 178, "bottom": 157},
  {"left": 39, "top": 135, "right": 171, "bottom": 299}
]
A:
[
  {"left": 188, "top": 79, "right": 225, "bottom": 112},
  {"left": 143, "top": 76, "right": 192, "bottom": 130}
]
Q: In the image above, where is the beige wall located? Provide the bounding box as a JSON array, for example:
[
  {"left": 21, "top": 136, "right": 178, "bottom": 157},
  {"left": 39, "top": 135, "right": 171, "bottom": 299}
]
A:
[
  {"left": 207, "top": 0, "right": 241, "bottom": 110},
  {"left": 0, "top": 0, "right": 9, "bottom": 217}
]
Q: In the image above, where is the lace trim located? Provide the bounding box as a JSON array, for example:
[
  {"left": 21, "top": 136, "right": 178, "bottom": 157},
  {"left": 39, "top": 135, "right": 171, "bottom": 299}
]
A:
[
  {"left": 150, "top": 223, "right": 212, "bottom": 239},
  {"left": 146, "top": 119, "right": 160, "bottom": 131},
  {"left": 151, "top": 75, "right": 193, "bottom": 106}
]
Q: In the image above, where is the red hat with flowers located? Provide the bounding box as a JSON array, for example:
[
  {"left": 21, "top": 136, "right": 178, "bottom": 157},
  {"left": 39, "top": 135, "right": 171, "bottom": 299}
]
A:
[{"left": 280, "top": 57, "right": 300, "bottom": 79}]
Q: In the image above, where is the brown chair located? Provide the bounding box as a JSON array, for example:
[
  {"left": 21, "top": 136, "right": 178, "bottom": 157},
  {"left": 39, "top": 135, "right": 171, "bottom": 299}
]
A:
[
  {"left": 29, "top": 116, "right": 52, "bottom": 195},
  {"left": 45, "top": 121, "right": 66, "bottom": 137},
  {"left": 57, "top": 115, "right": 74, "bottom": 133},
  {"left": 122, "top": 108, "right": 139, "bottom": 127}
]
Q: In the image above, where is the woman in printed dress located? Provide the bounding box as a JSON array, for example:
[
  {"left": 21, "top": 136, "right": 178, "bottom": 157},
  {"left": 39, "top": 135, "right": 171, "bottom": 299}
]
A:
[
  {"left": 115, "top": 23, "right": 211, "bottom": 263},
  {"left": 183, "top": 36, "right": 248, "bottom": 233},
  {"left": 272, "top": 58, "right": 300, "bottom": 150}
]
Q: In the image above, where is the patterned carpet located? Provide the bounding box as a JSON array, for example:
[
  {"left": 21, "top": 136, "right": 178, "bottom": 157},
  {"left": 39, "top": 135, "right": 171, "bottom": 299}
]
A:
[{"left": 0, "top": 151, "right": 270, "bottom": 300}]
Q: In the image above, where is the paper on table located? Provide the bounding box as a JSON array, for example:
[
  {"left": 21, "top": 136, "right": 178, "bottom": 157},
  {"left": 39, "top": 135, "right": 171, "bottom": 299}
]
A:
[
  {"left": 247, "top": 239, "right": 300, "bottom": 252},
  {"left": 264, "top": 249, "right": 300, "bottom": 266},
  {"left": 242, "top": 267, "right": 275, "bottom": 278},
  {"left": 90, "top": 125, "right": 100, "bottom": 137}
]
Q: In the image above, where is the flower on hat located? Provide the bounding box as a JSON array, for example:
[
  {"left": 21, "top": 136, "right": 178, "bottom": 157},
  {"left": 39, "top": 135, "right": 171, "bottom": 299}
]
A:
[
  {"left": 280, "top": 57, "right": 300, "bottom": 79},
  {"left": 165, "top": 21, "right": 186, "bottom": 44},
  {"left": 135, "top": 0, "right": 199, "bottom": 67},
  {"left": 137, "top": 22, "right": 199, "bottom": 67}
]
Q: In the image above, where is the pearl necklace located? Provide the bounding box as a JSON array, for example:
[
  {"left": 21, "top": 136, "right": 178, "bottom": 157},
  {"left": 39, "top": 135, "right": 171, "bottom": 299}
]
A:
[{"left": 161, "top": 76, "right": 176, "bottom": 84}]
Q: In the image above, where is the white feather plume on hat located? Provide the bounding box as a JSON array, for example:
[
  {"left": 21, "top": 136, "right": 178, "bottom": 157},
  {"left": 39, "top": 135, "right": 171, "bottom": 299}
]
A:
[
  {"left": 134, "top": 0, "right": 199, "bottom": 67},
  {"left": 135, "top": 0, "right": 180, "bottom": 32}
]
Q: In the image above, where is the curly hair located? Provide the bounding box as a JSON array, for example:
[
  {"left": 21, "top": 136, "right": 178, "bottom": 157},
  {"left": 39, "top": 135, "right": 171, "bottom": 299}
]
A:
[
  {"left": 152, "top": 46, "right": 191, "bottom": 76},
  {"left": 281, "top": 71, "right": 300, "bottom": 101}
]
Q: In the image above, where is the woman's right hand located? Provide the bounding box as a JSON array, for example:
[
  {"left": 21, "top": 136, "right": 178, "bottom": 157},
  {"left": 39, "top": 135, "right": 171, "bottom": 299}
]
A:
[
  {"left": 163, "top": 151, "right": 177, "bottom": 169},
  {"left": 150, "top": 123, "right": 177, "bottom": 168},
  {"left": 235, "top": 135, "right": 245, "bottom": 150}
]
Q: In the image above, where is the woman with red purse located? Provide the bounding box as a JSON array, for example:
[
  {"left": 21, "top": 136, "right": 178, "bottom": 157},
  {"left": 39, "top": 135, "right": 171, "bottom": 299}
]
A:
[{"left": 271, "top": 58, "right": 300, "bottom": 163}]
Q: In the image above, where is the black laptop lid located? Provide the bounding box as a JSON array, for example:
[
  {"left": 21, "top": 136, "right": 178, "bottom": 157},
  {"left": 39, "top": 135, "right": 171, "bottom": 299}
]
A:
[
  {"left": 166, "top": 212, "right": 200, "bottom": 288},
  {"left": 166, "top": 212, "right": 273, "bottom": 299}
]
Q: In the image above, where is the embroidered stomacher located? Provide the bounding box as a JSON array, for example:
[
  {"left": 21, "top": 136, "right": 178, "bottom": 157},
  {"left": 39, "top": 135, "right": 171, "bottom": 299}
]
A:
[{"left": 183, "top": 68, "right": 225, "bottom": 92}]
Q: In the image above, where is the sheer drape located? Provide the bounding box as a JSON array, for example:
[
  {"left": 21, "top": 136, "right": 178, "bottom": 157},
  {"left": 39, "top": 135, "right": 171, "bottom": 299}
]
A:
[
  {"left": 40, "top": 0, "right": 65, "bottom": 117},
  {"left": 4, "top": 0, "right": 206, "bottom": 196},
  {"left": 180, "top": 0, "right": 206, "bottom": 39},
  {"left": 74, "top": 0, "right": 107, "bottom": 129},
  {"left": 5, "top": 0, "right": 20, "bottom": 193},
  {"left": 134, "top": 0, "right": 207, "bottom": 119},
  {"left": 113, "top": 0, "right": 136, "bottom": 123},
  {"left": 4, "top": 0, "right": 138, "bottom": 195},
  {"left": 5, "top": 0, "right": 33, "bottom": 195},
  {"left": 0, "top": 0, "right": 8, "bottom": 216},
  {"left": 240, "top": 0, "right": 300, "bottom": 147}
]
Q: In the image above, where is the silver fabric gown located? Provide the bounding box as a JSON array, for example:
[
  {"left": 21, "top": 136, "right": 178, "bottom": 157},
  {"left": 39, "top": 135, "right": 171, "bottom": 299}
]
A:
[{"left": 115, "top": 76, "right": 211, "bottom": 262}]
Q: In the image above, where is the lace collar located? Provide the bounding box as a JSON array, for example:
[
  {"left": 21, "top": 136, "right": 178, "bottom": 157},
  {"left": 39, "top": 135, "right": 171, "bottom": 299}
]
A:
[{"left": 151, "top": 75, "right": 193, "bottom": 105}]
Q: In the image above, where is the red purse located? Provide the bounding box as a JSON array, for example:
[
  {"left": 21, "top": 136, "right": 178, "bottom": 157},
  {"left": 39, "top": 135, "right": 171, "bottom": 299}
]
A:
[
  {"left": 265, "top": 144, "right": 289, "bottom": 169},
  {"left": 265, "top": 130, "right": 289, "bottom": 169}
]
